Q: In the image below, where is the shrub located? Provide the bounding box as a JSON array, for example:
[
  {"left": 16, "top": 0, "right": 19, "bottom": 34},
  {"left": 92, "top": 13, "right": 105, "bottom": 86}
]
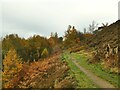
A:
[{"left": 41, "top": 48, "right": 49, "bottom": 58}]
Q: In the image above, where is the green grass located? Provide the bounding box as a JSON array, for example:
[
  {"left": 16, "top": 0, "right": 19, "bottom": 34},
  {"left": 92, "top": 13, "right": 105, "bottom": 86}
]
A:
[
  {"left": 71, "top": 52, "right": 118, "bottom": 88},
  {"left": 61, "top": 53, "right": 98, "bottom": 88}
]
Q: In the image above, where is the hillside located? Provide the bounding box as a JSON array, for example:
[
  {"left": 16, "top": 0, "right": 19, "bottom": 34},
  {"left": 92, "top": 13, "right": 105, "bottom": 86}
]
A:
[
  {"left": 88, "top": 20, "right": 119, "bottom": 49},
  {"left": 1, "top": 20, "right": 119, "bottom": 89},
  {"left": 2, "top": 51, "right": 77, "bottom": 88},
  {"left": 87, "top": 20, "right": 119, "bottom": 72}
]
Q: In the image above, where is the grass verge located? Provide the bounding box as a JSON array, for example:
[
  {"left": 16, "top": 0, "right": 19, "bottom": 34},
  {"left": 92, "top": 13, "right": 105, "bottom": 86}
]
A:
[
  {"left": 71, "top": 52, "right": 118, "bottom": 88},
  {"left": 61, "top": 52, "right": 98, "bottom": 88}
]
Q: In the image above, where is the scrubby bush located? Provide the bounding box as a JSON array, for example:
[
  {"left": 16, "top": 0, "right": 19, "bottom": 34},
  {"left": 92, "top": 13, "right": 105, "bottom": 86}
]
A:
[{"left": 41, "top": 48, "right": 49, "bottom": 58}]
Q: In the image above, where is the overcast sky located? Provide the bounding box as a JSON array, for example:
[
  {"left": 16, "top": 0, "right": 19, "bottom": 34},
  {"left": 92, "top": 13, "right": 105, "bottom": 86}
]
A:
[{"left": 0, "top": 0, "right": 119, "bottom": 38}]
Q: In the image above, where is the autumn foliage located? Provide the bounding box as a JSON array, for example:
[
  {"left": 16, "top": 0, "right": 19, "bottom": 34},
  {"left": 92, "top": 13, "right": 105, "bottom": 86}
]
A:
[
  {"left": 1, "top": 33, "right": 78, "bottom": 88},
  {"left": 41, "top": 48, "right": 49, "bottom": 58},
  {"left": 2, "top": 48, "right": 23, "bottom": 88},
  {"left": 2, "top": 53, "right": 77, "bottom": 88},
  {"left": 63, "top": 25, "right": 84, "bottom": 49},
  {"left": 2, "top": 34, "right": 52, "bottom": 62},
  {"left": 1, "top": 21, "right": 119, "bottom": 88}
]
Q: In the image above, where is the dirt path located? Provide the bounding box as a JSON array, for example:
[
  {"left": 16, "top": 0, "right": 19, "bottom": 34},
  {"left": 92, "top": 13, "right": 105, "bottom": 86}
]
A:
[{"left": 71, "top": 59, "right": 115, "bottom": 88}]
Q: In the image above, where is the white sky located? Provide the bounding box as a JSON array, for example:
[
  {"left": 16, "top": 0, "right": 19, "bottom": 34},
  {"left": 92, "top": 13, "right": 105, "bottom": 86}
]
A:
[{"left": 0, "top": 0, "right": 119, "bottom": 38}]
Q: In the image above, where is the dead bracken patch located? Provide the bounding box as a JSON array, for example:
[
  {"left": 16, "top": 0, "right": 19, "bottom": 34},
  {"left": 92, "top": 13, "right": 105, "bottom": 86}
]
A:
[{"left": 9, "top": 54, "right": 78, "bottom": 88}]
